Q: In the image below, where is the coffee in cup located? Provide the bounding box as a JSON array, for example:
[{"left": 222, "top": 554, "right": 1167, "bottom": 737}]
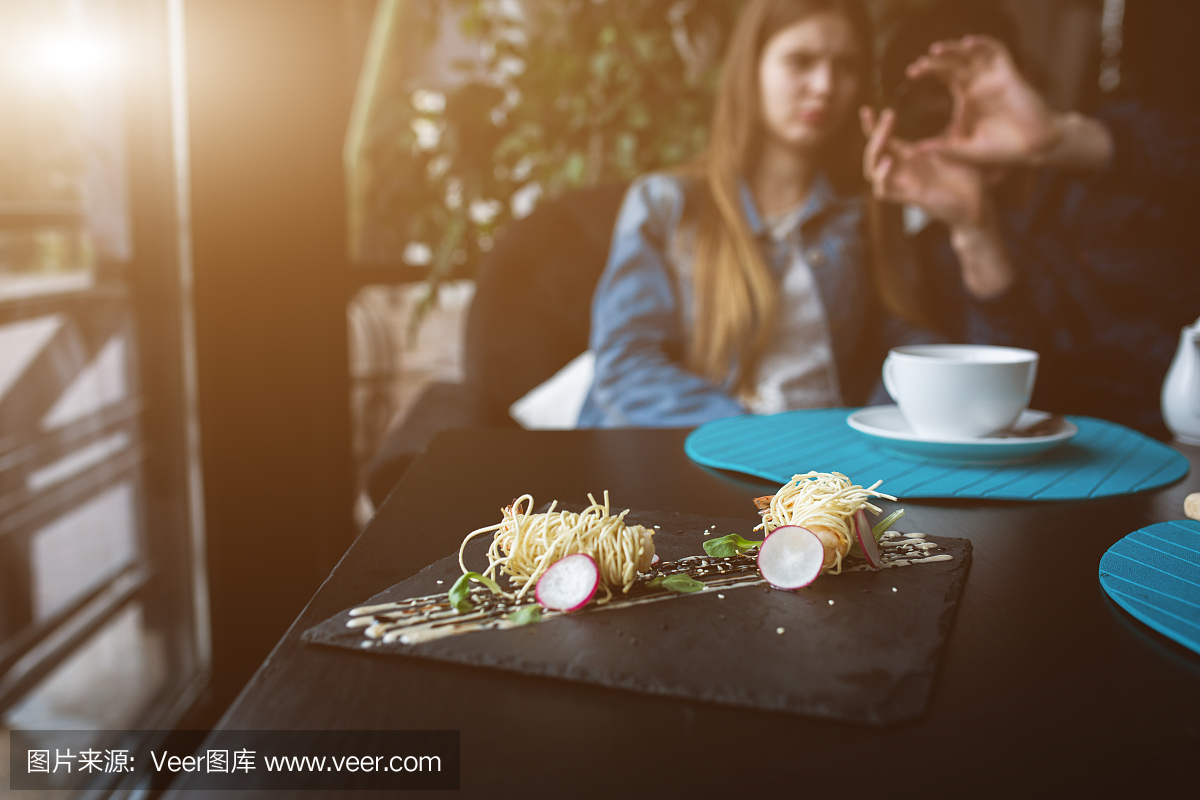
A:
[{"left": 882, "top": 344, "right": 1039, "bottom": 439}]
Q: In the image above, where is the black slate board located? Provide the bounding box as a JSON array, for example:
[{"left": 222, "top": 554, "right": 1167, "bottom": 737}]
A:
[{"left": 303, "top": 509, "right": 972, "bottom": 726}]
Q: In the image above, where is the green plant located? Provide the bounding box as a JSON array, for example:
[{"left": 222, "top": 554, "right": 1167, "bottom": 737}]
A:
[{"left": 354, "top": 0, "right": 744, "bottom": 324}]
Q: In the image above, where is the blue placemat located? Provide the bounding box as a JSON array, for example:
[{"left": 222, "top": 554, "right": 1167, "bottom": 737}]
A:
[
  {"left": 684, "top": 408, "right": 1188, "bottom": 500},
  {"left": 1100, "top": 520, "right": 1200, "bottom": 655}
]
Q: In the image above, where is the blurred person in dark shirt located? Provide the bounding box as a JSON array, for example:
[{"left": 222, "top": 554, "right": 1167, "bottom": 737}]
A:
[{"left": 861, "top": 1, "right": 1200, "bottom": 437}]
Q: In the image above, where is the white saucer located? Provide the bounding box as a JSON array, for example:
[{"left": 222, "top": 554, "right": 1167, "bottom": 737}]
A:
[{"left": 847, "top": 406, "right": 1078, "bottom": 464}]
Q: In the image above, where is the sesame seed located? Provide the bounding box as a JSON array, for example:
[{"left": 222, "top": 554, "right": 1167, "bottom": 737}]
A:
[
  {"left": 892, "top": 587, "right": 898, "bottom": 592},
  {"left": 776, "top": 627, "right": 785, "bottom": 634},
  {"left": 828, "top": 600, "right": 835, "bottom": 605},
  {"left": 436, "top": 580, "right": 444, "bottom": 585},
  {"left": 717, "top": 593, "right": 725, "bottom": 599}
]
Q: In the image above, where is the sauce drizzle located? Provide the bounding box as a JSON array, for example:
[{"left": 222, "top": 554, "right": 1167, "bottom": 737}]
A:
[{"left": 345, "top": 533, "right": 952, "bottom": 645}]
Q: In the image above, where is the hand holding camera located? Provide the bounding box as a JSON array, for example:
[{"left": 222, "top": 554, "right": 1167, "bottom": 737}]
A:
[
  {"left": 903, "top": 35, "right": 1062, "bottom": 164},
  {"left": 864, "top": 35, "right": 1113, "bottom": 175},
  {"left": 859, "top": 105, "right": 990, "bottom": 230},
  {"left": 860, "top": 35, "right": 1114, "bottom": 299}
]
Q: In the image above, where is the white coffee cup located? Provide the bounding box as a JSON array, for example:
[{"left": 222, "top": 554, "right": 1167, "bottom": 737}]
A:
[{"left": 882, "top": 344, "right": 1039, "bottom": 439}]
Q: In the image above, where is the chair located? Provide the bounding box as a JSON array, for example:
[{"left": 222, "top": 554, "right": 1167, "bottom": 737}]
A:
[{"left": 365, "top": 182, "right": 630, "bottom": 506}]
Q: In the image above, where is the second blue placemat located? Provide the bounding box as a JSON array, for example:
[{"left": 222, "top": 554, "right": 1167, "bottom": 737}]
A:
[
  {"left": 1100, "top": 520, "right": 1200, "bottom": 655},
  {"left": 684, "top": 408, "right": 1188, "bottom": 500}
]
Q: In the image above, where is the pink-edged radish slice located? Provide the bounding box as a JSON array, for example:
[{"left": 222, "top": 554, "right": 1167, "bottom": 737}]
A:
[
  {"left": 757, "top": 525, "right": 825, "bottom": 590},
  {"left": 651, "top": 553, "right": 660, "bottom": 566},
  {"left": 535, "top": 553, "right": 600, "bottom": 611},
  {"left": 854, "top": 509, "right": 883, "bottom": 570}
]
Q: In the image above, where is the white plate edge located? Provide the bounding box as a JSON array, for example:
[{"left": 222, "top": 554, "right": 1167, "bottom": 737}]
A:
[{"left": 847, "top": 406, "right": 1079, "bottom": 447}]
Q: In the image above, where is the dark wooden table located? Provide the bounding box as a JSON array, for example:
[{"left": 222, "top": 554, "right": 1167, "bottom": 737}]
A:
[{"left": 170, "top": 428, "right": 1200, "bottom": 798}]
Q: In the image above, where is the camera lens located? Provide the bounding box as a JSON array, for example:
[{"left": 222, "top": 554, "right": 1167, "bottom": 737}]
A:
[{"left": 888, "top": 76, "right": 953, "bottom": 141}]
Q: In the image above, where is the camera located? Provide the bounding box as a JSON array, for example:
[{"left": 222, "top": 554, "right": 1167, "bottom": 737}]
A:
[{"left": 888, "top": 75, "right": 954, "bottom": 141}]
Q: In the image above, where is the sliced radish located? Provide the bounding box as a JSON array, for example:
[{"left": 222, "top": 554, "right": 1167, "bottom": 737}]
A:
[
  {"left": 651, "top": 553, "right": 660, "bottom": 566},
  {"left": 854, "top": 509, "right": 882, "bottom": 570},
  {"left": 535, "top": 553, "right": 600, "bottom": 612},
  {"left": 757, "top": 525, "right": 825, "bottom": 590}
]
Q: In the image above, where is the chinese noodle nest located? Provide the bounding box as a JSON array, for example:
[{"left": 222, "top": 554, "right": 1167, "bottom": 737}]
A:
[
  {"left": 756, "top": 471, "right": 894, "bottom": 574},
  {"left": 458, "top": 492, "right": 655, "bottom": 603}
]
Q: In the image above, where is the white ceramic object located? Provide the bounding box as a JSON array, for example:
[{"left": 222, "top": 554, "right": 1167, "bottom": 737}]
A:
[
  {"left": 882, "top": 344, "right": 1039, "bottom": 439},
  {"left": 847, "top": 406, "right": 1077, "bottom": 464},
  {"left": 1162, "top": 317, "right": 1200, "bottom": 446}
]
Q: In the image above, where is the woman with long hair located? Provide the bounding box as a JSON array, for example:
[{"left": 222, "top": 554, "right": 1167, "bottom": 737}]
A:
[{"left": 579, "top": 0, "right": 926, "bottom": 427}]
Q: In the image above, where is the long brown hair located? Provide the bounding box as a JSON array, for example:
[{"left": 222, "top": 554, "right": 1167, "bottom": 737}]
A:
[{"left": 686, "top": 0, "right": 874, "bottom": 395}]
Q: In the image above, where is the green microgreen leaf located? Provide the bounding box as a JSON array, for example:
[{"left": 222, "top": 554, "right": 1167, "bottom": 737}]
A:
[
  {"left": 449, "top": 571, "right": 503, "bottom": 614},
  {"left": 475, "top": 574, "right": 503, "bottom": 594},
  {"left": 872, "top": 509, "right": 906, "bottom": 542},
  {"left": 506, "top": 605, "right": 542, "bottom": 626},
  {"left": 449, "top": 574, "right": 474, "bottom": 613},
  {"left": 645, "top": 575, "right": 664, "bottom": 588},
  {"left": 449, "top": 574, "right": 473, "bottom": 613},
  {"left": 703, "top": 533, "right": 763, "bottom": 558},
  {"left": 661, "top": 574, "right": 705, "bottom": 593}
]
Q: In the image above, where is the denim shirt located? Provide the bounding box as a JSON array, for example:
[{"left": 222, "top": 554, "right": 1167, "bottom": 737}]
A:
[{"left": 579, "top": 171, "right": 886, "bottom": 428}]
